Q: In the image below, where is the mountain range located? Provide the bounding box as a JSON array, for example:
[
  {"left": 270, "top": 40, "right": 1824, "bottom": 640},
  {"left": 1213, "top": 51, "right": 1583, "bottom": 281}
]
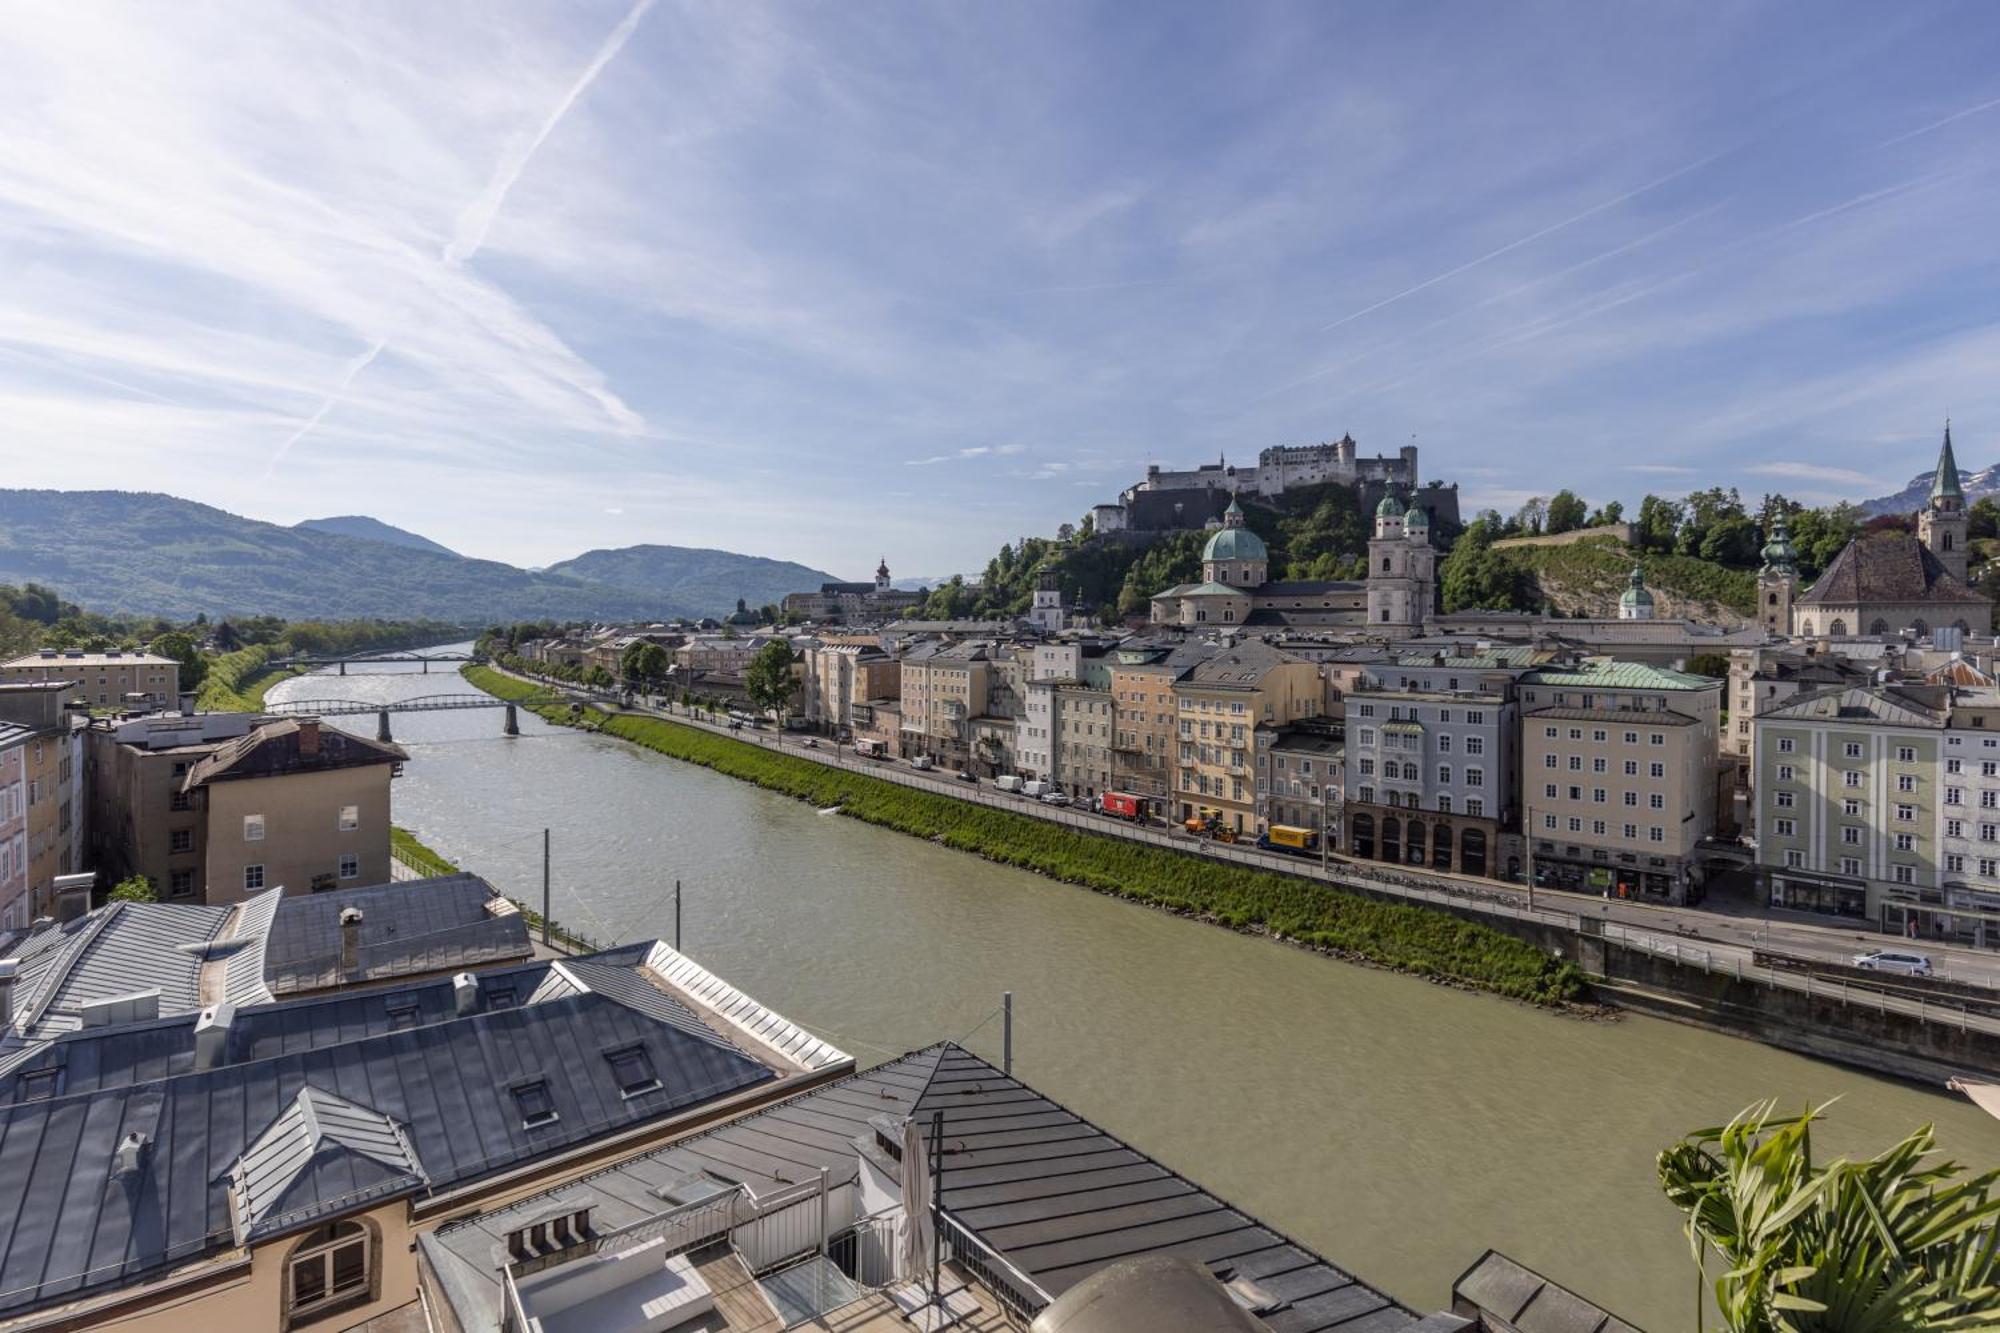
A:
[
  {"left": 1858, "top": 463, "right": 2000, "bottom": 517},
  {"left": 0, "top": 490, "right": 838, "bottom": 623}
]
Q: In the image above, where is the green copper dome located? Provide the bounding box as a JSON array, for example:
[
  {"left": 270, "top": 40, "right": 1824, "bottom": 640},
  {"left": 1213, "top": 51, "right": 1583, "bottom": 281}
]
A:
[
  {"left": 1619, "top": 567, "right": 1654, "bottom": 607},
  {"left": 1404, "top": 504, "right": 1429, "bottom": 529},
  {"left": 1375, "top": 492, "right": 1405, "bottom": 519},
  {"left": 1759, "top": 512, "right": 1797, "bottom": 575},
  {"left": 1202, "top": 496, "right": 1268, "bottom": 564}
]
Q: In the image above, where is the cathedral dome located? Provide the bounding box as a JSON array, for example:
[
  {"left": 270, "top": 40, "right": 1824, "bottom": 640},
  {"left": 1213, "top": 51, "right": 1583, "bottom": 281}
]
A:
[
  {"left": 1202, "top": 524, "right": 1267, "bottom": 564},
  {"left": 1404, "top": 505, "right": 1429, "bottom": 531},
  {"left": 1375, "top": 492, "right": 1405, "bottom": 519},
  {"left": 1619, "top": 567, "right": 1654, "bottom": 610}
]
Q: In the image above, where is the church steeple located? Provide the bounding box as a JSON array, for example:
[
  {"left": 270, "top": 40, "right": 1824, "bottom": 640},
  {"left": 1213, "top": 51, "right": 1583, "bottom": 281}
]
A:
[
  {"left": 1932, "top": 420, "right": 1964, "bottom": 509},
  {"left": 1759, "top": 511, "right": 1797, "bottom": 577}
]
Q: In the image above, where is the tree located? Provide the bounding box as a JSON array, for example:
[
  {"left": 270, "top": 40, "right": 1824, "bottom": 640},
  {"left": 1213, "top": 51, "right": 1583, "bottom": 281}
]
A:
[
  {"left": 108, "top": 875, "right": 156, "bottom": 903},
  {"left": 1636, "top": 495, "right": 1685, "bottom": 553},
  {"left": 1514, "top": 497, "right": 1547, "bottom": 536},
  {"left": 621, "top": 641, "right": 669, "bottom": 689},
  {"left": 1545, "top": 490, "right": 1588, "bottom": 535},
  {"left": 1970, "top": 496, "right": 2000, "bottom": 542},
  {"left": 744, "top": 639, "right": 796, "bottom": 721},
  {"left": 585, "top": 665, "right": 614, "bottom": 690},
  {"left": 1659, "top": 1101, "right": 2000, "bottom": 1331},
  {"left": 1685, "top": 653, "right": 1731, "bottom": 679},
  {"left": 1440, "top": 518, "right": 1535, "bottom": 612},
  {"left": 150, "top": 630, "right": 208, "bottom": 693}
]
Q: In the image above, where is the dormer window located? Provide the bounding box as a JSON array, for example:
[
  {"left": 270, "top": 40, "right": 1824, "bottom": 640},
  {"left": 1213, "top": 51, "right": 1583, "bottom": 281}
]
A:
[
  {"left": 512, "top": 1080, "right": 559, "bottom": 1129},
  {"left": 606, "top": 1045, "right": 661, "bottom": 1098}
]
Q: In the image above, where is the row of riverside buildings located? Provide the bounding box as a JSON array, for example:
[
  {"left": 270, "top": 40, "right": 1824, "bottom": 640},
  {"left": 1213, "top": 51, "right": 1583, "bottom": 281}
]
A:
[{"left": 528, "top": 423, "right": 2000, "bottom": 942}]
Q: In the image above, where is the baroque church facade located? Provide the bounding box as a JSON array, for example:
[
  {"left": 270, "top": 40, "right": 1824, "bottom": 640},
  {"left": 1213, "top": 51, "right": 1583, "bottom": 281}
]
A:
[
  {"left": 1779, "top": 425, "right": 1991, "bottom": 640},
  {"left": 1149, "top": 493, "right": 1436, "bottom": 632}
]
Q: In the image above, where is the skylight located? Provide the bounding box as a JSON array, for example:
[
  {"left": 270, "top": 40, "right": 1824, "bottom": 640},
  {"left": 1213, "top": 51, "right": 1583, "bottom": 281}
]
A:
[
  {"left": 605, "top": 1045, "right": 661, "bottom": 1098},
  {"left": 512, "top": 1080, "right": 559, "bottom": 1129}
]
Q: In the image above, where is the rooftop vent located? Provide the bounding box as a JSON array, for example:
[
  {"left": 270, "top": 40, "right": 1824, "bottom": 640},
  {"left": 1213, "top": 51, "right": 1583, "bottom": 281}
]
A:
[
  {"left": 339, "top": 906, "right": 363, "bottom": 973},
  {"left": 453, "top": 971, "right": 479, "bottom": 1017},
  {"left": 112, "top": 1131, "right": 151, "bottom": 1180},
  {"left": 192, "top": 1002, "right": 236, "bottom": 1071},
  {"left": 504, "top": 1205, "right": 594, "bottom": 1264},
  {"left": 79, "top": 987, "right": 161, "bottom": 1029}
]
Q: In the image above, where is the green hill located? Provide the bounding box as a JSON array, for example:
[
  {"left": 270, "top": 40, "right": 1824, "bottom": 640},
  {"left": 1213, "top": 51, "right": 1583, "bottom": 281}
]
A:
[
  {"left": 542, "top": 545, "right": 837, "bottom": 617},
  {"left": 294, "top": 514, "right": 458, "bottom": 557},
  {"left": 0, "top": 490, "right": 673, "bottom": 622},
  {"left": 1482, "top": 534, "right": 1757, "bottom": 620}
]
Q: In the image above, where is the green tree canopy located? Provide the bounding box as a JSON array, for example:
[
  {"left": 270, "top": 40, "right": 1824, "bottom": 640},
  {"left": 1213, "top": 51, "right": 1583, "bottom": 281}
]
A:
[
  {"left": 1545, "top": 490, "right": 1588, "bottom": 535},
  {"left": 743, "top": 639, "right": 797, "bottom": 718},
  {"left": 108, "top": 875, "right": 156, "bottom": 903},
  {"left": 1440, "top": 518, "right": 1535, "bottom": 612},
  {"left": 620, "top": 640, "right": 670, "bottom": 687}
]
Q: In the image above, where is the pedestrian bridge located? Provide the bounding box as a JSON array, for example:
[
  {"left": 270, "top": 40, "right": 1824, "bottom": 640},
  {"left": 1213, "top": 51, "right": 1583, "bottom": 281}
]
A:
[
  {"left": 270, "top": 650, "right": 483, "bottom": 674},
  {"left": 266, "top": 692, "right": 566, "bottom": 739}
]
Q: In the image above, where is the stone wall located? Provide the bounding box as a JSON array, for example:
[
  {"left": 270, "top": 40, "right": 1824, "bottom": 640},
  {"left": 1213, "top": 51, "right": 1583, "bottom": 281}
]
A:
[{"left": 1491, "top": 523, "right": 1634, "bottom": 551}]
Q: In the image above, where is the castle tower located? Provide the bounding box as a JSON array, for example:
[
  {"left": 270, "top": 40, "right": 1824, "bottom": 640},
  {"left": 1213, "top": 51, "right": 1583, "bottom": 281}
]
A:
[
  {"left": 1757, "top": 512, "right": 1798, "bottom": 636},
  {"left": 1918, "top": 420, "right": 1968, "bottom": 583},
  {"left": 1200, "top": 496, "right": 1269, "bottom": 588},
  {"left": 1029, "top": 566, "right": 1064, "bottom": 633},
  {"left": 1366, "top": 493, "right": 1434, "bottom": 630},
  {"left": 1617, "top": 567, "right": 1655, "bottom": 621},
  {"left": 874, "top": 557, "right": 892, "bottom": 592}
]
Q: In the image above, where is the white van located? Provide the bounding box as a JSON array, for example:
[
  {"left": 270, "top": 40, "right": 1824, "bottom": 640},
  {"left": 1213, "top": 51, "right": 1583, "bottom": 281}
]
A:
[
  {"left": 911, "top": 756, "right": 935, "bottom": 771},
  {"left": 994, "top": 775, "right": 1025, "bottom": 793},
  {"left": 1021, "top": 780, "right": 1051, "bottom": 798}
]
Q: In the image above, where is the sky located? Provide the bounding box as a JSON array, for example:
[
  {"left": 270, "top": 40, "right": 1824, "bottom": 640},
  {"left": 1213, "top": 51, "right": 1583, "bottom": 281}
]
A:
[{"left": 3, "top": 2, "right": 1999, "bottom": 580}]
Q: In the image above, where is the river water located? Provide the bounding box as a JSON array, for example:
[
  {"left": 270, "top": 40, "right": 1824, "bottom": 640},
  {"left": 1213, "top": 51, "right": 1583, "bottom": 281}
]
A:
[{"left": 268, "top": 652, "right": 1998, "bottom": 1328}]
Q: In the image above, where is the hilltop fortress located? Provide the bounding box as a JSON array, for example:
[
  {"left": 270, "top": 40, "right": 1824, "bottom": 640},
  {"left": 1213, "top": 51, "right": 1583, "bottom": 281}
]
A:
[{"left": 1091, "top": 432, "right": 1459, "bottom": 534}]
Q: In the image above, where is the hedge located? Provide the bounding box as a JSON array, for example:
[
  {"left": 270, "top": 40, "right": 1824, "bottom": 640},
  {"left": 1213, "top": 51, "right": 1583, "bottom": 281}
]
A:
[{"left": 463, "top": 665, "right": 1583, "bottom": 1005}]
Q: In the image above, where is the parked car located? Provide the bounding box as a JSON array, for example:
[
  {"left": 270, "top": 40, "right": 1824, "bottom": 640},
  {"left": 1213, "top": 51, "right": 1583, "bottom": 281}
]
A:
[
  {"left": 956, "top": 770, "right": 978, "bottom": 783},
  {"left": 1852, "top": 950, "right": 1934, "bottom": 977},
  {"left": 1040, "top": 791, "right": 1072, "bottom": 807},
  {"left": 802, "top": 737, "right": 819, "bottom": 748}
]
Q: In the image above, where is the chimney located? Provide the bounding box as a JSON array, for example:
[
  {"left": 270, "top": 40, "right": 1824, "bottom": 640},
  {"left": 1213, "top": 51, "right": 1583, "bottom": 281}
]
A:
[
  {"left": 453, "top": 971, "right": 479, "bottom": 1016},
  {"left": 53, "top": 873, "right": 94, "bottom": 924},
  {"left": 192, "top": 1002, "right": 235, "bottom": 1071},
  {"left": 178, "top": 692, "right": 196, "bottom": 715},
  {"left": 298, "top": 719, "right": 321, "bottom": 758},
  {"left": 339, "top": 906, "right": 364, "bottom": 974},
  {"left": 0, "top": 959, "right": 16, "bottom": 1029}
]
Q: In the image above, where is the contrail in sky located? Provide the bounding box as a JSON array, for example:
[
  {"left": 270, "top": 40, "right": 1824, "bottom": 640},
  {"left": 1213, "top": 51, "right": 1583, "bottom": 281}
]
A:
[
  {"left": 1876, "top": 93, "right": 2000, "bottom": 149},
  {"left": 264, "top": 338, "right": 386, "bottom": 478},
  {"left": 1316, "top": 151, "right": 1729, "bottom": 333},
  {"left": 444, "top": 0, "right": 659, "bottom": 265}
]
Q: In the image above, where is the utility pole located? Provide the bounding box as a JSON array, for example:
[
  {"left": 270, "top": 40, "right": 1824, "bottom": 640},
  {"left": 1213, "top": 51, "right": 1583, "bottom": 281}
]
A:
[
  {"left": 1002, "top": 992, "right": 1013, "bottom": 1076},
  {"left": 1320, "top": 784, "right": 1331, "bottom": 878},
  {"left": 541, "top": 828, "right": 551, "bottom": 947},
  {"left": 674, "top": 880, "right": 682, "bottom": 951}
]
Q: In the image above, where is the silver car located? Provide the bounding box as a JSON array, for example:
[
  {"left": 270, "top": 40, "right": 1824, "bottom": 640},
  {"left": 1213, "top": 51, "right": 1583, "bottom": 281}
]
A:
[{"left": 1852, "top": 950, "right": 1934, "bottom": 977}]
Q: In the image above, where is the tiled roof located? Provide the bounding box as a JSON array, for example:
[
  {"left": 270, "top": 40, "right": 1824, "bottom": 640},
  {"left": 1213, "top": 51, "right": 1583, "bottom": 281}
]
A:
[
  {"left": 1527, "top": 707, "right": 1700, "bottom": 727},
  {"left": 1799, "top": 531, "right": 1987, "bottom": 607}
]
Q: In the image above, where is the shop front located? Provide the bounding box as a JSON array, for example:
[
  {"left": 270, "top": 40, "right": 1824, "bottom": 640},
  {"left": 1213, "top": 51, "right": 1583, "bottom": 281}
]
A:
[{"left": 1767, "top": 872, "right": 1868, "bottom": 920}]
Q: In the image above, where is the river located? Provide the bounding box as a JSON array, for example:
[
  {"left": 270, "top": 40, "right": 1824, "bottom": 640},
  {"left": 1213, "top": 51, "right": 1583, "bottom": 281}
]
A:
[{"left": 268, "top": 651, "right": 1999, "bottom": 1328}]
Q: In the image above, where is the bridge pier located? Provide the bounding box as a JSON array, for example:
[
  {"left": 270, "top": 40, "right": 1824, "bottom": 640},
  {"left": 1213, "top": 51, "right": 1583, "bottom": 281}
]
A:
[
  {"left": 338, "top": 662, "right": 347, "bottom": 676},
  {"left": 503, "top": 703, "right": 519, "bottom": 736},
  {"left": 422, "top": 659, "right": 429, "bottom": 674},
  {"left": 376, "top": 709, "right": 393, "bottom": 743}
]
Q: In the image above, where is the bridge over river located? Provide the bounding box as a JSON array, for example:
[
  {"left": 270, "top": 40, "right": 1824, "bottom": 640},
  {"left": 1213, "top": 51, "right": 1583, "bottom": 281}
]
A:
[
  {"left": 271, "top": 650, "right": 482, "bottom": 674},
  {"left": 265, "top": 691, "right": 564, "bottom": 740}
]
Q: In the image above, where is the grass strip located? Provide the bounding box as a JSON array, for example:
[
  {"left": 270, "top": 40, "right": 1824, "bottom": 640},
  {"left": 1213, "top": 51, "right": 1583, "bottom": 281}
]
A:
[
  {"left": 464, "top": 663, "right": 1583, "bottom": 1005},
  {"left": 390, "top": 826, "right": 460, "bottom": 878}
]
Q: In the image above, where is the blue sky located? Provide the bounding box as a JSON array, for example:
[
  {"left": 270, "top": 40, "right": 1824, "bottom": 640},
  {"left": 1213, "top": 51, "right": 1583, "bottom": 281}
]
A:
[{"left": 3, "top": 2, "right": 1998, "bottom": 579}]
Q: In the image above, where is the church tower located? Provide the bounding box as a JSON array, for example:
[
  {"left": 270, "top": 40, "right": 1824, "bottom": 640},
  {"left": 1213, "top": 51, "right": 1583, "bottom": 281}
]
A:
[
  {"left": 1757, "top": 512, "right": 1799, "bottom": 636},
  {"left": 1028, "top": 566, "right": 1064, "bottom": 633},
  {"left": 874, "top": 557, "right": 892, "bottom": 593},
  {"left": 1366, "top": 493, "right": 1435, "bottom": 631},
  {"left": 1919, "top": 421, "right": 1968, "bottom": 584}
]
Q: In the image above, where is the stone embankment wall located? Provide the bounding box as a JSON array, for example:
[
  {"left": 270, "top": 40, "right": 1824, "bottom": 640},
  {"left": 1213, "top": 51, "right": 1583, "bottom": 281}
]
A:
[{"left": 1491, "top": 523, "right": 1633, "bottom": 551}]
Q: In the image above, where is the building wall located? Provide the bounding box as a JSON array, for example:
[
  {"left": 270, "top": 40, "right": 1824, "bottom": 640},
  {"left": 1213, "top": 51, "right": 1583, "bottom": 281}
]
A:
[
  {"left": 86, "top": 732, "right": 211, "bottom": 903},
  {"left": 0, "top": 746, "right": 25, "bottom": 930},
  {"left": 24, "top": 731, "right": 64, "bottom": 920},
  {"left": 1051, "top": 687, "right": 1115, "bottom": 797},
  {"left": 1757, "top": 718, "right": 1940, "bottom": 923},
  {"left": 203, "top": 766, "right": 394, "bottom": 904},
  {"left": 1172, "top": 661, "right": 1322, "bottom": 833},
  {"left": 1795, "top": 600, "right": 1992, "bottom": 638},
  {"left": 0, "top": 655, "right": 178, "bottom": 709},
  {"left": 1109, "top": 664, "right": 1178, "bottom": 804}
]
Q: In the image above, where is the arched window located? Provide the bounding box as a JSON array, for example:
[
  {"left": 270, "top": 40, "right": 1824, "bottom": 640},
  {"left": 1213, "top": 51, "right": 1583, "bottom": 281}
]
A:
[
  {"left": 1460, "top": 828, "right": 1488, "bottom": 878},
  {"left": 1767, "top": 592, "right": 1777, "bottom": 606},
  {"left": 1800, "top": 620, "right": 1815, "bottom": 635},
  {"left": 1912, "top": 618, "right": 1928, "bottom": 637},
  {"left": 1944, "top": 533, "right": 1954, "bottom": 551},
  {"left": 1351, "top": 813, "right": 1375, "bottom": 860},
  {"left": 1431, "top": 823, "right": 1452, "bottom": 870},
  {"left": 1381, "top": 558, "right": 1392, "bottom": 572},
  {"left": 1380, "top": 816, "right": 1401, "bottom": 863},
  {"left": 285, "top": 1219, "right": 375, "bottom": 1325},
  {"left": 1870, "top": 619, "right": 1890, "bottom": 635},
  {"left": 1829, "top": 619, "right": 1846, "bottom": 637},
  {"left": 1405, "top": 820, "right": 1426, "bottom": 864}
]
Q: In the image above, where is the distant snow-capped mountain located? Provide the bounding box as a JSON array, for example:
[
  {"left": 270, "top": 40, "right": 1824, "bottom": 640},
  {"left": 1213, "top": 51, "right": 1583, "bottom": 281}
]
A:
[{"left": 1858, "top": 463, "right": 2000, "bottom": 517}]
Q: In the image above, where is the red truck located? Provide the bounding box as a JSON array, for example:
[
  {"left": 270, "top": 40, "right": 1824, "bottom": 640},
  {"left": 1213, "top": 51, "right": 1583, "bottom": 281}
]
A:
[{"left": 1099, "top": 791, "right": 1143, "bottom": 820}]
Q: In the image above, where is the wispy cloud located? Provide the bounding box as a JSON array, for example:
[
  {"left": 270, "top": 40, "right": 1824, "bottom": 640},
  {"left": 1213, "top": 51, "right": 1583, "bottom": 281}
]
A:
[
  {"left": 1625, "top": 464, "right": 1696, "bottom": 475},
  {"left": 1744, "top": 461, "right": 1885, "bottom": 489}
]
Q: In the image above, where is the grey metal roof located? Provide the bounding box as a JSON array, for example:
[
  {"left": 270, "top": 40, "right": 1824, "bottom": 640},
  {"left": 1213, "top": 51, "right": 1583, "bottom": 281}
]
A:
[
  {"left": 222, "top": 886, "right": 283, "bottom": 1009},
  {"left": 229, "top": 1086, "right": 427, "bottom": 1242},
  {"left": 1452, "top": 1250, "right": 1638, "bottom": 1333},
  {"left": 1760, "top": 684, "right": 1948, "bottom": 728},
  {"left": 0, "top": 947, "right": 790, "bottom": 1318},
  {"left": 261, "top": 874, "right": 532, "bottom": 994},
  {"left": 424, "top": 1044, "right": 1415, "bottom": 1333},
  {"left": 6, "top": 900, "right": 233, "bottom": 1041}
]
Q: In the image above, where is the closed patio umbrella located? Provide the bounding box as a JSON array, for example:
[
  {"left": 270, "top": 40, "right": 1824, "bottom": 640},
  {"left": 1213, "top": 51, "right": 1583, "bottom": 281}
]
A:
[{"left": 896, "top": 1115, "right": 935, "bottom": 1284}]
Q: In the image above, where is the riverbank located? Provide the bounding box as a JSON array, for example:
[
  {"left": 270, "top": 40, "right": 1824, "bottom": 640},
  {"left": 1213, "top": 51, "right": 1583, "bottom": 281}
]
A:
[
  {"left": 462, "top": 663, "right": 1584, "bottom": 1006},
  {"left": 195, "top": 644, "right": 306, "bottom": 710}
]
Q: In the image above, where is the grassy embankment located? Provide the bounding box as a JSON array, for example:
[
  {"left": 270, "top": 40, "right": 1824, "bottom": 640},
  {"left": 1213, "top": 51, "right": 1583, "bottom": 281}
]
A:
[
  {"left": 194, "top": 645, "right": 307, "bottom": 711},
  {"left": 1499, "top": 535, "right": 1758, "bottom": 617},
  {"left": 464, "top": 663, "right": 1583, "bottom": 1005}
]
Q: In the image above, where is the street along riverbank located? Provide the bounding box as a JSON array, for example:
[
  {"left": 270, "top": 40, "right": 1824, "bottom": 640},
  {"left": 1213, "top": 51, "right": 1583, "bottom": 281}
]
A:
[{"left": 460, "top": 663, "right": 1584, "bottom": 1006}]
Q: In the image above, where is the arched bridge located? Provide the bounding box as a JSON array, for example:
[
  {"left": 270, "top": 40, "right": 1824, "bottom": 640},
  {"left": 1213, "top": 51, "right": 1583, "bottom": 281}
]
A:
[
  {"left": 266, "top": 692, "right": 566, "bottom": 740},
  {"left": 271, "top": 650, "right": 483, "bottom": 674}
]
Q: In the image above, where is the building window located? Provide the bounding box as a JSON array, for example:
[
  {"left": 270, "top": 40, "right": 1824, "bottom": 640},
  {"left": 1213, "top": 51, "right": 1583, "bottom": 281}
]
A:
[
  {"left": 169, "top": 869, "right": 194, "bottom": 898},
  {"left": 1464, "top": 767, "right": 1484, "bottom": 788},
  {"left": 1842, "top": 826, "right": 1862, "bottom": 845},
  {"left": 1949, "top": 819, "right": 1965, "bottom": 838},
  {"left": 1543, "top": 754, "right": 1557, "bottom": 769},
  {"left": 338, "top": 854, "right": 359, "bottom": 880},
  {"left": 1649, "top": 793, "right": 1665, "bottom": 810},
  {"left": 169, "top": 790, "right": 191, "bottom": 812},
  {"left": 1896, "top": 804, "right": 1915, "bottom": 822},
  {"left": 1844, "top": 771, "right": 1863, "bottom": 788},
  {"left": 1465, "top": 736, "right": 1484, "bottom": 755},
  {"left": 170, "top": 829, "right": 193, "bottom": 853},
  {"left": 1777, "top": 765, "right": 1795, "bottom": 782},
  {"left": 1840, "top": 857, "right": 1862, "bottom": 877},
  {"left": 1895, "top": 834, "right": 1915, "bottom": 852},
  {"left": 1984, "top": 859, "right": 1999, "bottom": 879},
  {"left": 1949, "top": 788, "right": 1965, "bottom": 806},
  {"left": 1845, "top": 742, "right": 1863, "bottom": 759},
  {"left": 1948, "top": 854, "right": 1965, "bottom": 873},
  {"left": 1898, "top": 774, "right": 1916, "bottom": 793},
  {"left": 1785, "top": 849, "right": 1804, "bottom": 868},
  {"left": 244, "top": 814, "right": 265, "bottom": 842},
  {"left": 1775, "top": 791, "right": 1794, "bottom": 808},
  {"left": 1844, "top": 799, "right": 1861, "bottom": 816},
  {"left": 285, "top": 1220, "right": 372, "bottom": 1324},
  {"left": 1649, "top": 827, "right": 1664, "bottom": 843},
  {"left": 1545, "top": 784, "right": 1558, "bottom": 799},
  {"left": 1894, "top": 864, "right": 1915, "bottom": 885},
  {"left": 245, "top": 864, "right": 265, "bottom": 892},
  {"left": 338, "top": 805, "right": 359, "bottom": 832},
  {"left": 1465, "top": 798, "right": 1484, "bottom": 817},
  {"left": 1777, "top": 737, "right": 1796, "bottom": 754},
  {"left": 606, "top": 1045, "right": 662, "bottom": 1098},
  {"left": 1897, "top": 746, "right": 1916, "bottom": 764}
]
